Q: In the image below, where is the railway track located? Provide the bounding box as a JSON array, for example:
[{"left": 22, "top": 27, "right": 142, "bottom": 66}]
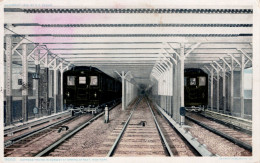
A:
[
  {"left": 106, "top": 97, "right": 173, "bottom": 157},
  {"left": 185, "top": 113, "right": 252, "bottom": 156},
  {"left": 34, "top": 102, "right": 120, "bottom": 157},
  {"left": 4, "top": 102, "right": 119, "bottom": 157},
  {"left": 199, "top": 110, "right": 252, "bottom": 135},
  {"left": 4, "top": 114, "right": 93, "bottom": 157},
  {"left": 4, "top": 115, "right": 75, "bottom": 148},
  {"left": 186, "top": 112, "right": 252, "bottom": 152},
  {"left": 149, "top": 101, "right": 198, "bottom": 156}
]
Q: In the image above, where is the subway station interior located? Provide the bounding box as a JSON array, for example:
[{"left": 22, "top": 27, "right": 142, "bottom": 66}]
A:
[{"left": 1, "top": 1, "right": 259, "bottom": 160}]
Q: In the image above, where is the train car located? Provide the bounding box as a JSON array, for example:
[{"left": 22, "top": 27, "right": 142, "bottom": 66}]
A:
[
  {"left": 184, "top": 68, "right": 208, "bottom": 112},
  {"left": 63, "top": 66, "right": 122, "bottom": 113}
]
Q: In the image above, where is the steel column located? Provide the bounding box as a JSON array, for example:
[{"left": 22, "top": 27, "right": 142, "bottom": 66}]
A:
[
  {"left": 42, "top": 55, "right": 49, "bottom": 115},
  {"left": 160, "top": 96, "right": 164, "bottom": 111},
  {"left": 175, "top": 62, "right": 180, "bottom": 122},
  {"left": 240, "top": 54, "right": 245, "bottom": 118},
  {"left": 230, "top": 58, "right": 234, "bottom": 115},
  {"left": 122, "top": 71, "right": 126, "bottom": 110},
  {"left": 223, "top": 64, "right": 226, "bottom": 113},
  {"left": 54, "top": 63, "right": 58, "bottom": 113},
  {"left": 172, "top": 64, "right": 177, "bottom": 119},
  {"left": 227, "top": 74, "right": 230, "bottom": 112},
  {"left": 169, "top": 68, "right": 172, "bottom": 117},
  {"left": 60, "top": 69, "right": 64, "bottom": 112},
  {"left": 22, "top": 44, "right": 28, "bottom": 122},
  {"left": 180, "top": 43, "right": 185, "bottom": 125},
  {"left": 210, "top": 69, "right": 214, "bottom": 111},
  {"left": 5, "top": 36, "right": 13, "bottom": 125},
  {"left": 216, "top": 67, "right": 220, "bottom": 112},
  {"left": 35, "top": 48, "right": 41, "bottom": 117}
]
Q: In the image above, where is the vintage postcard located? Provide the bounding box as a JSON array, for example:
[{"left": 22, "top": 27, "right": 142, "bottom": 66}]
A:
[{"left": 0, "top": 0, "right": 259, "bottom": 162}]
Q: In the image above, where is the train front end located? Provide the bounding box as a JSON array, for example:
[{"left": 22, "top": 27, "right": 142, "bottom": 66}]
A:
[
  {"left": 63, "top": 67, "right": 101, "bottom": 114},
  {"left": 184, "top": 68, "right": 208, "bottom": 112}
]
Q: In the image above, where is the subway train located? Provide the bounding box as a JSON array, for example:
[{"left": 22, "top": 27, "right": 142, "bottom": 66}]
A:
[
  {"left": 63, "top": 66, "right": 122, "bottom": 113},
  {"left": 184, "top": 68, "right": 208, "bottom": 112}
]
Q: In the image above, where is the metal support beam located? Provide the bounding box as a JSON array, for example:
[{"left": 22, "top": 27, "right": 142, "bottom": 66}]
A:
[
  {"left": 223, "top": 63, "right": 226, "bottom": 114},
  {"left": 22, "top": 44, "right": 28, "bottom": 122},
  {"left": 53, "top": 61, "right": 58, "bottom": 113},
  {"left": 185, "top": 43, "right": 201, "bottom": 57},
  {"left": 39, "top": 52, "right": 48, "bottom": 62},
  {"left": 60, "top": 65, "right": 64, "bottom": 112},
  {"left": 167, "top": 42, "right": 180, "bottom": 58},
  {"left": 171, "top": 59, "right": 177, "bottom": 120},
  {"left": 230, "top": 57, "right": 234, "bottom": 114},
  {"left": 11, "top": 38, "right": 25, "bottom": 54},
  {"left": 210, "top": 63, "right": 218, "bottom": 73},
  {"left": 35, "top": 48, "right": 41, "bottom": 118},
  {"left": 163, "top": 49, "right": 177, "bottom": 64},
  {"left": 228, "top": 54, "right": 241, "bottom": 68},
  {"left": 115, "top": 71, "right": 130, "bottom": 111},
  {"left": 213, "top": 61, "right": 223, "bottom": 71},
  {"left": 42, "top": 55, "right": 49, "bottom": 115},
  {"left": 14, "top": 49, "right": 22, "bottom": 57},
  {"left": 180, "top": 43, "right": 185, "bottom": 125},
  {"left": 237, "top": 48, "right": 252, "bottom": 62},
  {"left": 216, "top": 67, "right": 220, "bottom": 112},
  {"left": 48, "top": 56, "right": 57, "bottom": 67},
  {"left": 210, "top": 68, "right": 214, "bottom": 111},
  {"left": 220, "top": 57, "right": 232, "bottom": 70},
  {"left": 122, "top": 71, "right": 126, "bottom": 111},
  {"left": 5, "top": 36, "right": 13, "bottom": 125},
  {"left": 27, "top": 45, "right": 39, "bottom": 59},
  {"left": 240, "top": 53, "right": 245, "bottom": 118}
]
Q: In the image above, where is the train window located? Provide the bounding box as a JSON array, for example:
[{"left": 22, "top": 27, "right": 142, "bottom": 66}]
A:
[
  {"left": 79, "top": 76, "right": 86, "bottom": 84},
  {"left": 67, "top": 76, "right": 75, "bottom": 86},
  {"left": 199, "top": 77, "right": 206, "bottom": 86},
  {"left": 90, "top": 76, "right": 98, "bottom": 86},
  {"left": 190, "top": 78, "right": 196, "bottom": 85}
]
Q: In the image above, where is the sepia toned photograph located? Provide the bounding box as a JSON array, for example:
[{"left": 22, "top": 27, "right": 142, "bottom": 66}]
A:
[{"left": 0, "top": 0, "right": 259, "bottom": 162}]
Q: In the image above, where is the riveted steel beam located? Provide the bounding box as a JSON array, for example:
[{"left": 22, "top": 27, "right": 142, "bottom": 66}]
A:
[
  {"left": 22, "top": 43, "right": 28, "bottom": 122},
  {"left": 5, "top": 36, "right": 13, "bottom": 125},
  {"left": 228, "top": 54, "right": 241, "bottom": 67},
  {"left": 237, "top": 48, "right": 252, "bottom": 62}
]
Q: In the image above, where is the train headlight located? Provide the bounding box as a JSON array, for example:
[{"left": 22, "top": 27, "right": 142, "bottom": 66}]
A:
[
  {"left": 66, "top": 92, "right": 70, "bottom": 97},
  {"left": 94, "top": 92, "right": 97, "bottom": 98}
]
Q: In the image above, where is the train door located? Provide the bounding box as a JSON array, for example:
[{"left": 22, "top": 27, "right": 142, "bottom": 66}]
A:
[{"left": 76, "top": 72, "right": 89, "bottom": 102}]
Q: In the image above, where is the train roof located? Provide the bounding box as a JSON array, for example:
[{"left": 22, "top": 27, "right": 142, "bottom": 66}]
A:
[
  {"left": 65, "top": 66, "right": 121, "bottom": 82},
  {"left": 71, "top": 66, "right": 101, "bottom": 72},
  {"left": 184, "top": 68, "right": 207, "bottom": 75}
]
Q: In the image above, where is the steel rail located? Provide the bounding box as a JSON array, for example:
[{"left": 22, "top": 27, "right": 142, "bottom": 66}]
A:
[
  {"left": 4, "top": 115, "right": 76, "bottom": 147},
  {"left": 153, "top": 102, "right": 214, "bottom": 156},
  {"left": 106, "top": 97, "right": 142, "bottom": 157},
  {"left": 146, "top": 98, "right": 174, "bottom": 156},
  {"left": 4, "top": 111, "right": 71, "bottom": 135},
  {"left": 198, "top": 112, "right": 252, "bottom": 135},
  {"left": 186, "top": 115, "right": 252, "bottom": 152},
  {"left": 35, "top": 102, "right": 120, "bottom": 157}
]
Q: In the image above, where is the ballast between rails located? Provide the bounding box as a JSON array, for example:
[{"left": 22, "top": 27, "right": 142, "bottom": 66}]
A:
[
  {"left": 107, "top": 97, "right": 174, "bottom": 157},
  {"left": 35, "top": 101, "right": 120, "bottom": 157},
  {"left": 185, "top": 115, "right": 252, "bottom": 152},
  {"left": 146, "top": 98, "right": 174, "bottom": 156},
  {"left": 4, "top": 115, "right": 75, "bottom": 148},
  {"left": 106, "top": 97, "right": 142, "bottom": 157},
  {"left": 153, "top": 102, "right": 214, "bottom": 156}
]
